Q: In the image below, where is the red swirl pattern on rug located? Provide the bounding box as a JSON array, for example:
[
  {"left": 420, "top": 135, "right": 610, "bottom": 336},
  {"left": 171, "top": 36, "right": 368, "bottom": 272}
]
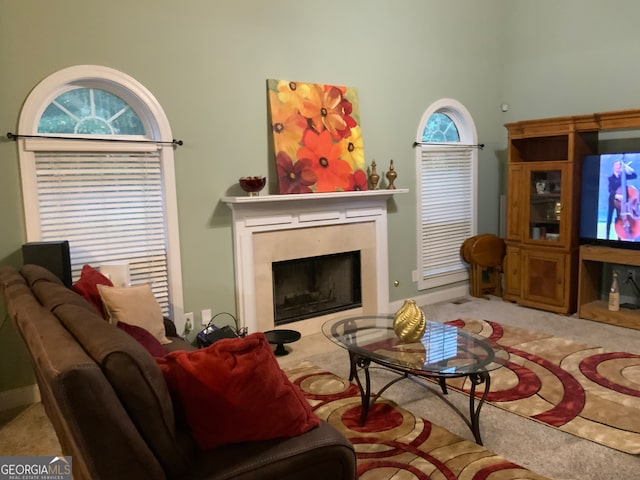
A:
[
  {"left": 443, "top": 318, "right": 640, "bottom": 454},
  {"left": 286, "top": 363, "right": 551, "bottom": 480},
  {"left": 579, "top": 351, "right": 640, "bottom": 397}
]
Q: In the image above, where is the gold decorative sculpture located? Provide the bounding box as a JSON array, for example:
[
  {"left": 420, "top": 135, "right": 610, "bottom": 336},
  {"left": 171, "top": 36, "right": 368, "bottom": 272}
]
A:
[
  {"left": 393, "top": 299, "right": 426, "bottom": 342},
  {"left": 386, "top": 159, "right": 397, "bottom": 189},
  {"left": 369, "top": 160, "right": 380, "bottom": 190}
]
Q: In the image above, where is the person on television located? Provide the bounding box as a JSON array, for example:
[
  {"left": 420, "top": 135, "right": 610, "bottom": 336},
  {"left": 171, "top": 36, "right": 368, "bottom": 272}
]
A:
[{"left": 607, "top": 158, "right": 637, "bottom": 239}]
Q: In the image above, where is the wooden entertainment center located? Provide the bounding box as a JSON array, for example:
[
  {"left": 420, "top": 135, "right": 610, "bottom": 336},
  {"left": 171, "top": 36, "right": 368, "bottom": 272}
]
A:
[{"left": 504, "top": 108, "right": 640, "bottom": 328}]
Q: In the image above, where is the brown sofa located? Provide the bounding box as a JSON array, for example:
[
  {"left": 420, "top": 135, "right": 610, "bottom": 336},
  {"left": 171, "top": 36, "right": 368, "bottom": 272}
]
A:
[{"left": 0, "top": 264, "right": 356, "bottom": 480}]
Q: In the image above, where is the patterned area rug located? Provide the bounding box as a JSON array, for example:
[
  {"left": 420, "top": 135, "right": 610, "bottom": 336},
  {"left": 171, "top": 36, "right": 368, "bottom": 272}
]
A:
[
  {"left": 444, "top": 318, "right": 640, "bottom": 454},
  {"left": 285, "top": 362, "right": 551, "bottom": 480}
]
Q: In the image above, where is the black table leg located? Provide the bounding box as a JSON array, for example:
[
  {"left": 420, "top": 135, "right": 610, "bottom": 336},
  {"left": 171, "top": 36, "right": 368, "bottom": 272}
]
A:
[
  {"left": 439, "top": 377, "right": 448, "bottom": 394},
  {"left": 468, "top": 371, "right": 490, "bottom": 445},
  {"left": 348, "top": 353, "right": 492, "bottom": 444},
  {"left": 350, "top": 355, "right": 372, "bottom": 426}
]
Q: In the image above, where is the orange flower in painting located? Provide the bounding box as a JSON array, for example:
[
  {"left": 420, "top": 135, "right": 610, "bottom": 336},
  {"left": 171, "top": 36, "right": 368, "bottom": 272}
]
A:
[
  {"left": 298, "top": 129, "right": 351, "bottom": 192},
  {"left": 299, "top": 85, "right": 348, "bottom": 138},
  {"left": 269, "top": 91, "right": 307, "bottom": 160}
]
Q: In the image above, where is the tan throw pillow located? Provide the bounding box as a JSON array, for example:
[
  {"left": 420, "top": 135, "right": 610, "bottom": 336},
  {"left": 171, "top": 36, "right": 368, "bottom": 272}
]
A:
[{"left": 98, "top": 284, "right": 170, "bottom": 345}]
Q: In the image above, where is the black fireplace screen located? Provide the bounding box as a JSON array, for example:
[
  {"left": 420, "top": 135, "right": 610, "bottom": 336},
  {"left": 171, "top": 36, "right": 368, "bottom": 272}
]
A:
[{"left": 272, "top": 251, "right": 362, "bottom": 325}]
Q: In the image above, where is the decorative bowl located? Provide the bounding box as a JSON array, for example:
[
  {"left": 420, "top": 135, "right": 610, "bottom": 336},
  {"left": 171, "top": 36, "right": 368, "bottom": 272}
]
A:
[{"left": 239, "top": 176, "right": 266, "bottom": 196}]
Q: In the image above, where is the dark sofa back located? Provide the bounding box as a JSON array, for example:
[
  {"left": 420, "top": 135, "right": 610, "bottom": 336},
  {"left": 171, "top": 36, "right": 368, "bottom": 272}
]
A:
[
  {"left": 56, "top": 303, "right": 194, "bottom": 478},
  {"left": 0, "top": 265, "right": 184, "bottom": 480}
]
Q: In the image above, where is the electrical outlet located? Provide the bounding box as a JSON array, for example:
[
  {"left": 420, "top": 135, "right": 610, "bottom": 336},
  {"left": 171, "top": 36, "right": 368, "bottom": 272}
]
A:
[
  {"left": 184, "top": 312, "right": 194, "bottom": 333},
  {"left": 201, "top": 308, "right": 212, "bottom": 325}
]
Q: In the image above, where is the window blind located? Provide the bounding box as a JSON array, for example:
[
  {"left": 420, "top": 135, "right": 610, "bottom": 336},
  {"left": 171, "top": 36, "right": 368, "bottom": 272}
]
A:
[
  {"left": 418, "top": 147, "right": 473, "bottom": 289},
  {"left": 34, "top": 152, "right": 170, "bottom": 313}
]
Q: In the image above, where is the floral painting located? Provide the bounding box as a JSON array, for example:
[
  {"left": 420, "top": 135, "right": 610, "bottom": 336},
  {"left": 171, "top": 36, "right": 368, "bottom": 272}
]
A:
[{"left": 267, "top": 79, "right": 367, "bottom": 194}]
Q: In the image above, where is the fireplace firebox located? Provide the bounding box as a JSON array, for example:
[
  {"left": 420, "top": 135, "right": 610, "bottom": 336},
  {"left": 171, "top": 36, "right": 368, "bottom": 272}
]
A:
[{"left": 272, "top": 251, "right": 362, "bottom": 325}]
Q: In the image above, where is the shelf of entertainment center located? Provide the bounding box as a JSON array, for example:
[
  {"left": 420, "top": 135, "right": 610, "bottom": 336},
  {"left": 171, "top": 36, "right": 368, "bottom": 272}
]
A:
[{"left": 578, "top": 245, "right": 640, "bottom": 330}]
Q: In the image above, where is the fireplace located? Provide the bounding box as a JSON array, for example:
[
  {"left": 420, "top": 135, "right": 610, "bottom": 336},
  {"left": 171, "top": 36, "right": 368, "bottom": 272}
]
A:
[
  {"left": 273, "top": 251, "right": 362, "bottom": 325},
  {"left": 223, "top": 189, "right": 407, "bottom": 335}
]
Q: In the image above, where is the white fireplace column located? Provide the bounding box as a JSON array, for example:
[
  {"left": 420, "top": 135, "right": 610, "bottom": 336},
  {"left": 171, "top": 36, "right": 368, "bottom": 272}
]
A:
[{"left": 223, "top": 190, "right": 408, "bottom": 334}]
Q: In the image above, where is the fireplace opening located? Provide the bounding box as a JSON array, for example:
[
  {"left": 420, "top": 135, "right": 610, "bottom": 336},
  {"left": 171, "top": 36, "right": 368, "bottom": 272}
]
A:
[{"left": 272, "top": 251, "right": 362, "bottom": 325}]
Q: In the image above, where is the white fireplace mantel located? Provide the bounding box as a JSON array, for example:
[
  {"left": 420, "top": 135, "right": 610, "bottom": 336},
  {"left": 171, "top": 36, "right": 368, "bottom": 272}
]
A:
[{"left": 222, "top": 189, "right": 408, "bottom": 333}]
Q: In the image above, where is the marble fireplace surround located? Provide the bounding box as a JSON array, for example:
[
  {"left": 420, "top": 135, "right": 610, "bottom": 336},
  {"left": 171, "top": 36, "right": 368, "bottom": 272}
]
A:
[{"left": 223, "top": 190, "right": 407, "bottom": 336}]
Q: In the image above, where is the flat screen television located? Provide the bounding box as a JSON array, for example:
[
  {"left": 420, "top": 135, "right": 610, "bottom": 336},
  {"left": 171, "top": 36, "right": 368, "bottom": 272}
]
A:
[{"left": 580, "top": 152, "right": 640, "bottom": 249}]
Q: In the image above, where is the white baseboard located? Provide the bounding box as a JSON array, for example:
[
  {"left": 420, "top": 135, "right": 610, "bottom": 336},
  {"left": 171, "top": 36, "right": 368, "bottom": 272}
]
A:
[
  {"left": 0, "top": 384, "right": 40, "bottom": 412},
  {"left": 389, "top": 284, "right": 470, "bottom": 312}
]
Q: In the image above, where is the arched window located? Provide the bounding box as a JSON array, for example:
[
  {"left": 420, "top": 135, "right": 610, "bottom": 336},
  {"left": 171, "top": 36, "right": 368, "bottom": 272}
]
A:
[
  {"left": 415, "top": 99, "right": 478, "bottom": 290},
  {"left": 38, "top": 88, "right": 146, "bottom": 135},
  {"left": 17, "top": 65, "right": 184, "bottom": 328}
]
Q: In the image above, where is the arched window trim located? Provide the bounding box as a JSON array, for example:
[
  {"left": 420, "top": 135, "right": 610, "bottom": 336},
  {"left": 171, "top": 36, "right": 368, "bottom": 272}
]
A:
[
  {"left": 415, "top": 98, "right": 478, "bottom": 290},
  {"left": 17, "top": 65, "right": 185, "bottom": 331},
  {"left": 19, "top": 65, "right": 165, "bottom": 139}
]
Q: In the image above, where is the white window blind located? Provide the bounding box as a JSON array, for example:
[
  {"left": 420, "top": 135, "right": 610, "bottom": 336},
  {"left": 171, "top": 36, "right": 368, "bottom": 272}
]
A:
[
  {"left": 418, "top": 147, "right": 473, "bottom": 289},
  {"left": 34, "top": 151, "right": 170, "bottom": 313}
]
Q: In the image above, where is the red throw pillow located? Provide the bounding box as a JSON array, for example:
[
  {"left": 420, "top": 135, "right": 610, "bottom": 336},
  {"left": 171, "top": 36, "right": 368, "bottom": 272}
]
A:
[
  {"left": 72, "top": 264, "right": 114, "bottom": 315},
  {"left": 117, "top": 321, "right": 168, "bottom": 358},
  {"left": 156, "top": 332, "right": 319, "bottom": 450}
]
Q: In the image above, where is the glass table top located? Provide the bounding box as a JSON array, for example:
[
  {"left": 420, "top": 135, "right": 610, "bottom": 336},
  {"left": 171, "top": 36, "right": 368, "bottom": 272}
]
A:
[{"left": 322, "top": 315, "right": 509, "bottom": 376}]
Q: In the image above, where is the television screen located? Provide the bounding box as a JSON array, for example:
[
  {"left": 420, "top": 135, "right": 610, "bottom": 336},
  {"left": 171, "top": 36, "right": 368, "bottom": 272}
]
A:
[{"left": 580, "top": 152, "right": 640, "bottom": 246}]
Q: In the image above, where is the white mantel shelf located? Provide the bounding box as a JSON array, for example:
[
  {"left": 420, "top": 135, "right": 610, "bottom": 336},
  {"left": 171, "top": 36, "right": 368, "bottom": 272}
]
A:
[{"left": 222, "top": 188, "right": 408, "bottom": 206}]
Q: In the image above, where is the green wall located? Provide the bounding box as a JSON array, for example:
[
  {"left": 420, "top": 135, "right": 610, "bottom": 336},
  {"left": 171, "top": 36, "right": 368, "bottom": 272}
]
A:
[
  {"left": 501, "top": 0, "right": 640, "bottom": 122},
  {"left": 2, "top": 0, "right": 638, "bottom": 396}
]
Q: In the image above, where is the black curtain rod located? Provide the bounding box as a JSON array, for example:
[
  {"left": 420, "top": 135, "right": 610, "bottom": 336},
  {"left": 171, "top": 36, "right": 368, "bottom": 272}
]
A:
[
  {"left": 6, "top": 132, "right": 183, "bottom": 147},
  {"left": 413, "top": 141, "right": 484, "bottom": 149}
]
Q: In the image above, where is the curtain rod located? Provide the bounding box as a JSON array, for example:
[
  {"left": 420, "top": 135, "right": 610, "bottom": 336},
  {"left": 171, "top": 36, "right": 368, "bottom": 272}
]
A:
[
  {"left": 412, "top": 141, "right": 484, "bottom": 149},
  {"left": 6, "top": 132, "right": 183, "bottom": 147}
]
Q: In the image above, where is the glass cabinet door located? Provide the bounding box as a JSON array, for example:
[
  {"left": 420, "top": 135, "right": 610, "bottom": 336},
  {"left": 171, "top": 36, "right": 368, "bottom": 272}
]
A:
[{"left": 527, "top": 167, "right": 563, "bottom": 243}]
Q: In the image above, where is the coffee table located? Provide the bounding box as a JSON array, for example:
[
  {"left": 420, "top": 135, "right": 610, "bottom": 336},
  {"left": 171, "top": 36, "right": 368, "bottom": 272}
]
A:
[{"left": 322, "top": 315, "right": 509, "bottom": 445}]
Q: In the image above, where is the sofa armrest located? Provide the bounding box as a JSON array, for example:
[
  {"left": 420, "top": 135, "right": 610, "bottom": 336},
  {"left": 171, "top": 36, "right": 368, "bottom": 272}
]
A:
[
  {"left": 162, "top": 317, "right": 198, "bottom": 352},
  {"left": 163, "top": 316, "right": 178, "bottom": 337}
]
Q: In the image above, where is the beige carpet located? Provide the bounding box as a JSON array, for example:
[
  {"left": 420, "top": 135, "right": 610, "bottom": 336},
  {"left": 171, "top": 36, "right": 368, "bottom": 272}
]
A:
[{"left": 0, "top": 403, "right": 62, "bottom": 456}]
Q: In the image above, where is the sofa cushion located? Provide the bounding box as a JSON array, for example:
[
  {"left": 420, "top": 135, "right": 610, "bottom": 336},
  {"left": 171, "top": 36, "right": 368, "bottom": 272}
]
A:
[
  {"left": 156, "top": 332, "right": 320, "bottom": 450},
  {"left": 72, "top": 264, "right": 114, "bottom": 315},
  {"left": 19, "top": 264, "right": 97, "bottom": 316},
  {"left": 20, "top": 264, "right": 64, "bottom": 287},
  {"left": 117, "top": 321, "right": 168, "bottom": 358},
  {"left": 97, "top": 283, "right": 170, "bottom": 345},
  {"left": 55, "top": 303, "right": 193, "bottom": 479},
  {"left": 31, "top": 279, "right": 97, "bottom": 315}
]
